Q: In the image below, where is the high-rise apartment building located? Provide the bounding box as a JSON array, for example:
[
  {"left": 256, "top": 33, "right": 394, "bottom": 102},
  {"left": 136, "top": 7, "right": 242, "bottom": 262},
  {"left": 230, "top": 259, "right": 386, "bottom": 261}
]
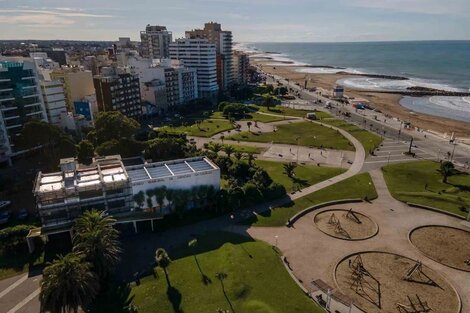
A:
[
  {"left": 0, "top": 58, "right": 48, "bottom": 165},
  {"left": 39, "top": 80, "right": 67, "bottom": 126},
  {"left": 169, "top": 39, "right": 218, "bottom": 98},
  {"left": 93, "top": 70, "right": 142, "bottom": 118},
  {"left": 232, "top": 50, "right": 250, "bottom": 84},
  {"left": 186, "top": 22, "right": 234, "bottom": 90},
  {"left": 140, "top": 25, "right": 172, "bottom": 59}
]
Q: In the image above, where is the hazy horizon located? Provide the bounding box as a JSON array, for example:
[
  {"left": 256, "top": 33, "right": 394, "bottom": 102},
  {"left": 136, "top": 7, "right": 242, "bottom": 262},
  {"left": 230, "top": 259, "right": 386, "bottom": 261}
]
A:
[{"left": 1, "top": 0, "right": 470, "bottom": 42}]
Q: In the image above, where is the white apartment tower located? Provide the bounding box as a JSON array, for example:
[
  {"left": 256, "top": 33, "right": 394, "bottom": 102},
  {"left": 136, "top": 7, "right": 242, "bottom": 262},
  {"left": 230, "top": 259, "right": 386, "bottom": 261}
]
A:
[
  {"left": 186, "top": 22, "right": 234, "bottom": 90},
  {"left": 169, "top": 39, "right": 218, "bottom": 98},
  {"left": 140, "top": 25, "right": 172, "bottom": 59}
]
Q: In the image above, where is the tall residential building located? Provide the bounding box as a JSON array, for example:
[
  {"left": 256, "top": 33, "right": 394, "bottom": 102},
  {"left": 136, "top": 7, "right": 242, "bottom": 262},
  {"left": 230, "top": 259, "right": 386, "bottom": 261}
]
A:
[
  {"left": 0, "top": 59, "right": 48, "bottom": 165},
  {"left": 93, "top": 69, "right": 142, "bottom": 118},
  {"left": 186, "top": 22, "right": 234, "bottom": 90},
  {"left": 50, "top": 68, "right": 95, "bottom": 110},
  {"left": 140, "top": 25, "right": 172, "bottom": 59},
  {"left": 232, "top": 50, "right": 250, "bottom": 84},
  {"left": 39, "top": 80, "right": 67, "bottom": 126},
  {"left": 127, "top": 56, "right": 198, "bottom": 113},
  {"left": 169, "top": 39, "right": 218, "bottom": 98}
]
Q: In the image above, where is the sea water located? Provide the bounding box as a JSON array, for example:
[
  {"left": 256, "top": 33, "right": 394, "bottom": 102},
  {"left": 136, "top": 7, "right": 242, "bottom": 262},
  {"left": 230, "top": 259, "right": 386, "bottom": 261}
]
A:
[{"left": 240, "top": 41, "right": 470, "bottom": 122}]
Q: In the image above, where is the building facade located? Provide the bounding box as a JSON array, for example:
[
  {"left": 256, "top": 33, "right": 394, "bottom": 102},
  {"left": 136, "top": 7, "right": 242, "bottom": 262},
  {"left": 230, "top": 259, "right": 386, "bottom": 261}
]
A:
[
  {"left": 0, "top": 59, "right": 48, "bottom": 165},
  {"left": 93, "top": 71, "right": 142, "bottom": 118},
  {"left": 186, "top": 22, "right": 234, "bottom": 90},
  {"left": 50, "top": 68, "right": 95, "bottom": 110},
  {"left": 232, "top": 50, "right": 250, "bottom": 84},
  {"left": 169, "top": 38, "right": 218, "bottom": 98},
  {"left": 33, "top": 155, "right": 220, "bottom": 231},
  {"left": 140, "top": 25, "right": 172, "bottom": 59},
  {"left": 39, "top": 80, "right": 67, "bottom": 126}
]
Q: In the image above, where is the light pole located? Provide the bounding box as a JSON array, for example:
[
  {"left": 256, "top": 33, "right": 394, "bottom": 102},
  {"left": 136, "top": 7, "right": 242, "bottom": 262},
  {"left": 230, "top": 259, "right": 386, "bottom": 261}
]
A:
[
  {"left": 274, "top": 235, "right": 279, "bottom": 249},
  {"left": 296, "top": 137, "right": 300, "bottom": 163},
  {"left": 387, "top": 152, "right": 391, "bottom": 165}
]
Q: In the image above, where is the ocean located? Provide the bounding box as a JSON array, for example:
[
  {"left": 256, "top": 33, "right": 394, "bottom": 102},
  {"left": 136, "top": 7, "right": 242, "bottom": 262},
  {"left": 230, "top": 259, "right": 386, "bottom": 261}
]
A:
[{"left": 240, "top": 41, "right": 470, "bottom": 123}]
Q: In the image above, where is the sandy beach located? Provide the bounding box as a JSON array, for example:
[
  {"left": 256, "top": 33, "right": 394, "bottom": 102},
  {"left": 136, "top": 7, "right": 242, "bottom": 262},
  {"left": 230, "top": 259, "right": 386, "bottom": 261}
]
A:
[{"left": 254, "top": 60, "right": 470, "bottom": 137}]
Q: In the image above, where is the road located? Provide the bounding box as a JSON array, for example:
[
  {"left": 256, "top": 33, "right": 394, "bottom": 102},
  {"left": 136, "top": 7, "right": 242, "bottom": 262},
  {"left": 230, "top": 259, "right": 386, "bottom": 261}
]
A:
[
  {"left": 264, "top": 71, "right": 470, "bottom": 170},
  {"left": 0, "top": 273, "right": 41, "bottom": 313}
]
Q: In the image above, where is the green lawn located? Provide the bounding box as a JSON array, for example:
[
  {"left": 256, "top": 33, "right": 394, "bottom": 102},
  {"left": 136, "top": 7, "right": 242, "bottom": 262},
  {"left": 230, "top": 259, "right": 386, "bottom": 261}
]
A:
[
  {"left": 130, "top": 232, "right": 323, "bottom": 313},
  {"left": 227, "top": 121, "right": 355, "bottom": 151},
  {"left": 158, "top": 119, "right": 234, "bottom": 138},
  {"left": 255, "top": 105, "right": 331, "bottom": 119},
  {"left": 382, "top": 160, "right": 470, "bottom": 217},
  {"left": 255, "top": 160, "right": 345, "bottom": 192},
  {"left": 245, "top": 173, "right": 377, "bottom": 227},
  {"left": 242, "top": 112, "right": 288, "bottom": 123},
  {"left": 320, "top": 118, "right": 383, "bottom": 154},
  {"left": 225, "top": 144, "right": 264, "bottom": 154}
]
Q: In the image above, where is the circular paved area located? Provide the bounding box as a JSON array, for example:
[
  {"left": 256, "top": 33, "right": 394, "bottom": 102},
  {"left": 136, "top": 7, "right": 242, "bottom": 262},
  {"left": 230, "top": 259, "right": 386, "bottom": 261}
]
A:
[
  {"left": 314, "top": 209, "right": 378, "bottom": 240},
  {"left": 410, "top": 225, "right": 470, "bottom": 272},
  {"left": 335, "top": 251, "right": 460, "bottom": 313},
  {"left": 247, "top": 170, "right": 470, "bottom": 312}
]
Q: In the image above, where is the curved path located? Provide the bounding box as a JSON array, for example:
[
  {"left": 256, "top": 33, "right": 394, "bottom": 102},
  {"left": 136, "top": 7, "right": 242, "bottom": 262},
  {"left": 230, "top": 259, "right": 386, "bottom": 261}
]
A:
[{"left": 246, "top": 169, "right": 470, "bottom": 312}]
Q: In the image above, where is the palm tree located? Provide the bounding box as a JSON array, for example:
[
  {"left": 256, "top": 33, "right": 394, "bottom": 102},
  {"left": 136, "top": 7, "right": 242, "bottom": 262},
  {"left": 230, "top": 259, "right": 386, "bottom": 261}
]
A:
[
  {"left": 247, "top": 121, "right": 252, "bottom": 132},
  {"left": 165, "top": 189, "right": 175, "bottom": 212},
  {"left": 154, "top": 186, "right": 167, "bottom": 215},
  {"left": 234, "top": 152, "right": 243, "bottom": 161},
  {"left": 283, "top": 162, "right": 297, "bottom": 179},
  {"left": 72, "top": 210, "right": 122, "bottom": 280},
  {"left": 146, "top": 189, "right": 154, "bottom": 211},
  {"left": 246, "top": 153, "right": 256, "bottom": 166},
  {"left": 155, "top": 248, "right": 172, "bottom": 285},
  {"left": 210, "top": 142, "right": 222, "bottom": 154},
  {"left": 223, "top": 145, "right": 235, "bottom": 158},
  {"left": 40, "top": 253, "right": 99, "bottom": 313},
  {"left": 133, "top": 191, "right": 145, "bottom": 209},
  {"left": 440, "top": 161, "right": 455, "bottom": 183}
]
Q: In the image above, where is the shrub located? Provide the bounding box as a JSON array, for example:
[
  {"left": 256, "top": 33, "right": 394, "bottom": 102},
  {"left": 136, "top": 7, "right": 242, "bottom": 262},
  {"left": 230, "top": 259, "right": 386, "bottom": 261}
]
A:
[{"left": 0, "top": 225, "right": 35, "bottom": 252}]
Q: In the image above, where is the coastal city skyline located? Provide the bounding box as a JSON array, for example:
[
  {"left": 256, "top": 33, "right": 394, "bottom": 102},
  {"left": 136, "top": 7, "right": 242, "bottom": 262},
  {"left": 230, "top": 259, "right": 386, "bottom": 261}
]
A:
[
  {"left": 0, "top": 3, "right": 469, "bottom": 313},
  {"left": 1, "top": 0, "right": 470, "bottom": 42}
]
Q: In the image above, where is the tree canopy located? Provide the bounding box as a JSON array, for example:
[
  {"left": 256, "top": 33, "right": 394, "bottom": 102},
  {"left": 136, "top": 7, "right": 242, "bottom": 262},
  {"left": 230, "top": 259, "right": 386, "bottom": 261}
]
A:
[{"left": 94, "top": 112, "right": 140, "bottom": 145}]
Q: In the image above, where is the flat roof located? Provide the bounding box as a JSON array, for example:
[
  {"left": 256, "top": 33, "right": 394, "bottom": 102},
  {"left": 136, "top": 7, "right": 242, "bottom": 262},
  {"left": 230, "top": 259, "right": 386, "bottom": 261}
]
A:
[{"left": 126, "top": 157, "right": 217, "bottom": 182}]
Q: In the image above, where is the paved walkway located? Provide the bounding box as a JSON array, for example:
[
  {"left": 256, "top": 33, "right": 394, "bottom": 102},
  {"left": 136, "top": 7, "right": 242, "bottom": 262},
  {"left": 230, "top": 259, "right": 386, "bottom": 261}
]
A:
[
  {"left": 247, "top": 169, "right": 470, "bottom": 312},
  {"left": 0, "top": 273, "right": 41, "bottom": 313}
]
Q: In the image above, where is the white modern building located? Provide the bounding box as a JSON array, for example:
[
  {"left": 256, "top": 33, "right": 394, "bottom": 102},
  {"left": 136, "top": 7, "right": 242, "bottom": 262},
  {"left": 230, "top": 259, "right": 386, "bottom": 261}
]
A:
[
  {"left": 39, "top": 80, "right": 67, "bottom": 126},
  {"left": 140, "top": 25, "right": 172, "bottom": 59},
  {"left": 170, "top": 38, "right": 218, "bottom": 98},
  {"left": 186, "top": 22, "right": 234, "bottom": 90},
  {"left": 33, "top": 155, "right": 220, "bottom": 233},
  {"left": 0, "top": 58, "right": 48, "bottom": 165}
]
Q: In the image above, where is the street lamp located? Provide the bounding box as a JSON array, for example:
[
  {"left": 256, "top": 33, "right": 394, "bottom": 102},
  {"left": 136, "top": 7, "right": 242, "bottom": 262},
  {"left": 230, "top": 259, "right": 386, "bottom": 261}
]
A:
[
  {"left": 274, "top": 235, "right": 279, "bottom": 249},
  {"left": 387, "top": 152, "right": 391, "bottom": 165},
  {"left": 296, "top": 137, "right": 301, "bottom": 163}
]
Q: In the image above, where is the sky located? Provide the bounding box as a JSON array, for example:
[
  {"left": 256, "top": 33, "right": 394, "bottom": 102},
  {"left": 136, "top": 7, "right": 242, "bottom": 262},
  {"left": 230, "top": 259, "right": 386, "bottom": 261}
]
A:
[{"left": 0, "top": 0, "right": 470, "bottom": 42}]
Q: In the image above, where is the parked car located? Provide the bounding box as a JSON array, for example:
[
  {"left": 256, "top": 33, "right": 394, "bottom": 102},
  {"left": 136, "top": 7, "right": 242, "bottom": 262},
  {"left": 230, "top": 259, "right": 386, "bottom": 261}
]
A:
[
  {"left": 0, "top": 200, "right": 11, "bottom": 210},
  {"left": 17, "top": 208, "right": 29, "bottom": 220},
  {"left": 0, "top": 211, "right": 10, "bottom": 224}
]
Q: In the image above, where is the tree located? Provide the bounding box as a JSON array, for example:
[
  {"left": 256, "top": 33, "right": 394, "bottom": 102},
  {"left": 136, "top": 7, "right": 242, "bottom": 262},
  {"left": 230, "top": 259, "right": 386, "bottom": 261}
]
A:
[
  {"left": 146, "top": 137, "right": 188, "bottom": 161},
  {"left": 246, "top": 153, "right": 256, "bottom": 166},
  {"left": 222, "top": 103, "right": 248, "bottom": 119},
  {"left": 133, "top": 191, "right": 145, "bottom": 209},
  {"left": 155, "top": 186, "right": 167, "bottom": 213},
  {"left": 252, "top": 168, "right": 273, "bottom": 188},
  {"left": 244, "top": 182, "right": 262, "bottom": 203},
  {"left": 94, "top": 111, "right": 139, "bottom": 145},
  {"left": 234, "top": 152, "right": 243, "bottom": 161},
  {"left": 210, "top": 142, "right": 223, "bottom": 154},
  {"left": 247, "top": 121, "right": 252, "bottom": 132},
  {"left": 72, "top": 210, "right": 122, "bottom": 280},
  {"left": 223, "top": 145, "right": 235, "bottom": 158},
  {"left": 439, "top": 161, "right": 455, "bottom": 183},
  {"left": 58, "top": 136, "right": 77, "bottom": 158},
  {"left": 262, "top": 94, "right": 276, "bottom": 111},
  {"left": 40, "top": 253, "right": 99, "bottom": 313},
  {"left": 155, "top": 248, "right": 172, "bottom": 285},
  {"left": 77, "top": 140, "right": 94, "bottom": 165},
  {"left": 283, "top": 162, "right": 297, "bottom": 178}
]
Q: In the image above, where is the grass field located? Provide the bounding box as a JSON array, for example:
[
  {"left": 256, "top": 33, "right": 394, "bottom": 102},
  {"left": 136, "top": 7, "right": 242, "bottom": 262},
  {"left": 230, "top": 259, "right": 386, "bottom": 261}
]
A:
[
  {"left": 226, "top": 144, "right": 264, "bottom": 154},
  {"left": 227, "top": 121, "right": 355, "bottom": 151},
  {"left": 382, "top": 160, "right": 470, "bottom": 217},
  {"left": 158, "top": 119, "right": 234, "bottom": 138},
  {"left": 130, "top": 232, "right": 323, "bottom": 313},
  {"left": 242, "top": 112, "right": 288, "bottom": 123},
  {"left": 245, "top": 173, "right": 378, "bottom": 227},
  {"left": 255, "top": 105, "right": 331, "bottom": 119},
  {"left": 320, "top": 118, "right": 383, "bottom": 154},
  {"left": 255, "top": 160, "right": 345, "bottom": 192}
]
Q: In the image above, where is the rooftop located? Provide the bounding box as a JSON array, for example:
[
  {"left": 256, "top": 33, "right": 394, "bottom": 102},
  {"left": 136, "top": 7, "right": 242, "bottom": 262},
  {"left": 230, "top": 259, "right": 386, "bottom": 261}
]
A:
[{"left": 126, "top": 157, "right": 217, "bottom": 182}]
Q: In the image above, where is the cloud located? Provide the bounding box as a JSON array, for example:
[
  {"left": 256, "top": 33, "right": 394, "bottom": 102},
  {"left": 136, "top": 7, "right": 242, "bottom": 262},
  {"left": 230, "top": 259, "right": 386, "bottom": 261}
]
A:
[
  {"left": 349, "top": 0, "right": 470, "bottom": 17},
  {"left": 0, "top": 8, "right": 114, "bottom": 18},
  {"left": 0, "top": 14, "right": 75, "bottom": 26}
]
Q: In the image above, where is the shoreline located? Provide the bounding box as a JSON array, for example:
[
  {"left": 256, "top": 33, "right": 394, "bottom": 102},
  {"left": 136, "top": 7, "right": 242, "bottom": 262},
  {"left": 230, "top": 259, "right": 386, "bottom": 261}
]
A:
[{"left": 253, "top": 59, "right": 470, "bottom": 137}]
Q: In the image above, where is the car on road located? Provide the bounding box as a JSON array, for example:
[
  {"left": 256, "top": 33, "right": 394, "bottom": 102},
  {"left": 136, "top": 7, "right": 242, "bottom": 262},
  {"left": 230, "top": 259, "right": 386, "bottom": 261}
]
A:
[
  {"left": 17, "top": 208, "right": 29, "bottom": 220},
  {"left": 0, "top": 200, "right": 11, "bottom": 209},
  {"left": 0, "top": 210, "right": 10, "bottom": 224}
]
